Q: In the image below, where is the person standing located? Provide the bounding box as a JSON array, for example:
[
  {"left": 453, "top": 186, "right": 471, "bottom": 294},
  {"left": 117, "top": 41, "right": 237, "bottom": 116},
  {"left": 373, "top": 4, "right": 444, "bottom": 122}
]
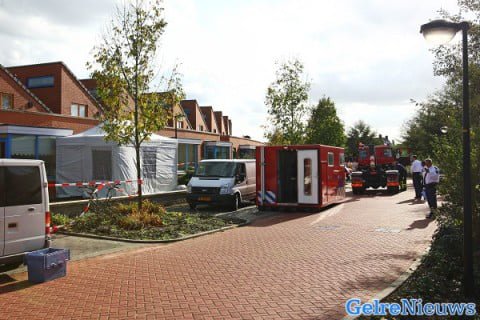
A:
[
  {"left": 395, "top": 161, "right": 407, "bottom": 191},
  {"left": 423, "top": 159, "right": 440, "bottom": 219},
  {"left": 411, "top": 155, "right": 423, "bottom": 199}
]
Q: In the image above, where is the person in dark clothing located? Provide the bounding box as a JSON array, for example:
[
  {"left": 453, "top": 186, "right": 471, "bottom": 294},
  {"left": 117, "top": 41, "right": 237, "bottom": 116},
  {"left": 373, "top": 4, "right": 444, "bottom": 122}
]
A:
[{"left": 395, "top": 161, "right": 407, "bottom": 191}]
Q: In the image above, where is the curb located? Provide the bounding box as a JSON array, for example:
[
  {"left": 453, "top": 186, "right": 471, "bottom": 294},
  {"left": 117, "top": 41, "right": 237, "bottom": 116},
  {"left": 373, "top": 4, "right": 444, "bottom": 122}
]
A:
[
  {"left": 342, "top": 245, "right": 432, "bottom": 320},
  {"left": 57, "top": 218, "right": 250, "bottom": 244}
]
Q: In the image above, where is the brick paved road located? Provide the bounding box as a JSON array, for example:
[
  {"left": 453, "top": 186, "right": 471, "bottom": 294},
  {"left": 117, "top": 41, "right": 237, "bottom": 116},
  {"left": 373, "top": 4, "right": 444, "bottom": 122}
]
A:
[{"left": 0, "top": 188, "right": 436, "bottom": 320}]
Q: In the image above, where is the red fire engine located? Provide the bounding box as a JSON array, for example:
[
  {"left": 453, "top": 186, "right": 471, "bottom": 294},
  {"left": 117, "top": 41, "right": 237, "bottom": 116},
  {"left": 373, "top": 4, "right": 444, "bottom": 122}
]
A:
[
  {"left": 256, "top": 145, "right": 346, "bottom": 211},
  {"left": 351, "top": 144, "right": 400, "bottom": 194}
]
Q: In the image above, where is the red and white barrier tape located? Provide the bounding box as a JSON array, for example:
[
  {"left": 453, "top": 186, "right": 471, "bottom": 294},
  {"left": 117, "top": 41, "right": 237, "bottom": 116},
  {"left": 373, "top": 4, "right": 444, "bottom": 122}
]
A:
[{"left": 48, "top": 179, "right": 143, "bottom": 188}]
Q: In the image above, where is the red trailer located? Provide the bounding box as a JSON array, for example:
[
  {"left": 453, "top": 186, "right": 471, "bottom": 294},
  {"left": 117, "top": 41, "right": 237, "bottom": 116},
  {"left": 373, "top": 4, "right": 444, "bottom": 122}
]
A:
[{"left": 256, "top": 145, "right": 346, "bottom": 211}]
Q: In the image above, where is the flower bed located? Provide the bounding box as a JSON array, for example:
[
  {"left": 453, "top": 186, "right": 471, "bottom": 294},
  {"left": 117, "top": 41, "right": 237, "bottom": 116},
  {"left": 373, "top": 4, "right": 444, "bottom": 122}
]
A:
[{"left": 52, "top": 200, "right": 234, "bottom": 241}]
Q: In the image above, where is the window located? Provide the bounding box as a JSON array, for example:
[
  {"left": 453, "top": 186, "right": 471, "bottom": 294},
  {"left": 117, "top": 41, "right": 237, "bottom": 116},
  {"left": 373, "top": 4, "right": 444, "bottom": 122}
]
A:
[
  {"left": 71, "top": 104, "right": 86, "bottom": 117},
  {"left": 3, "top": 166, "right": 42, "bottom": 206},
  {"left": 328, "top": 152, "right": 334, "bottom": 166},
  {"left": 92, "top": 149, "right": 112, "bottom": 180},
  {"left": 204, "top": 145, "right": 231, "bottom": 159},
  {"left": 304, "top": 158, "right": 312, "bottom": 195},
  {"left": 1, "top": 93, "right": 13, "bottom": 110},
  {"left": 339, "top": 153, "right": 345, "bottom": 166},
  {"left": 27, "top": 76, "right": 54, "bottom": 89},
  {"left": 11, "top": 135, "right": 36, "bottom": 159},
  {"left": 383, "top": 148, "right": 393, "bottom": 157},
  {"left": 142, "top": 147, "right": 157, "bottom": 178},
  {"left": 239, "top": 148, "right": 255, "bottom": 159}
]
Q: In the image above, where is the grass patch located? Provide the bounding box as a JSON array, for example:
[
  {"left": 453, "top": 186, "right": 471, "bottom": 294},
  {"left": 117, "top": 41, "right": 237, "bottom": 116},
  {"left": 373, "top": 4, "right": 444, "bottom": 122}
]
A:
[{"left": 55, "top": 200, "right": 234, "bottom": 240}]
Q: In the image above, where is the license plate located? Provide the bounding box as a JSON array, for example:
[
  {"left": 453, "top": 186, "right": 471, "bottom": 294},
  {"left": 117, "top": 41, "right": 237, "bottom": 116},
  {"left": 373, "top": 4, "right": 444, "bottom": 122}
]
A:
[{"left": 198, "top": 196, "right": 211, "bottom": 202}]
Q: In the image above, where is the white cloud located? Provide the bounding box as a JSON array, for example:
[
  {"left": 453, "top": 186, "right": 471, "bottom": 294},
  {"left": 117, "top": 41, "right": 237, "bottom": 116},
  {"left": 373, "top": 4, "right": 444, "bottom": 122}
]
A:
[{"left": 0, "top": 0, "right": 462, "bottom": 142}]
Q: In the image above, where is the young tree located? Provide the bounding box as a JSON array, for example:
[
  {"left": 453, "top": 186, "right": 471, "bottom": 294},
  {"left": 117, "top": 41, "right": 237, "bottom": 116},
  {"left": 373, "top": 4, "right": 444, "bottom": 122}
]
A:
[
  {"left": 305, "top": 96, "right": 345, "bottom": 147},
  {"left": 264, "top": 59, "right": 310, "bottom": 145},
  {"left": 88, "top": 0, "right": 184, "bottom": 209}
]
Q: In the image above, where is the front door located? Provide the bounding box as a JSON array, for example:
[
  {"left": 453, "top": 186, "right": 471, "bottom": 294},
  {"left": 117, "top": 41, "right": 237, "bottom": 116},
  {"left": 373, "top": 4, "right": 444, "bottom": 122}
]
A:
[
  {"left": 278, "top": 150, "right": 297, "bottom": 203},
  {"left": 297, "top": 150, "right": 319, "bottom": 204}
]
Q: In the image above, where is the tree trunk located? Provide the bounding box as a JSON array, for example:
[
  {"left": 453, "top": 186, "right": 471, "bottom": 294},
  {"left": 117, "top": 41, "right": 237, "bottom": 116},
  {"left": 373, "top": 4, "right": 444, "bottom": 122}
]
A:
[{"left": 135, "top": 142, "right": 142, "bottom": 210}]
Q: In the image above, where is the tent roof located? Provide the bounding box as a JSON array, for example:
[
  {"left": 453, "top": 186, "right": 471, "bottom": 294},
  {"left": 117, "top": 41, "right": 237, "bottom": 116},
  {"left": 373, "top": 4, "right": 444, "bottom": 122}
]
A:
[
  {"left": 67, "top": 125, "right": 175, "bottom": 141},
  {"left": 58, "top": 124, "right": 177, "bottom": 145}
]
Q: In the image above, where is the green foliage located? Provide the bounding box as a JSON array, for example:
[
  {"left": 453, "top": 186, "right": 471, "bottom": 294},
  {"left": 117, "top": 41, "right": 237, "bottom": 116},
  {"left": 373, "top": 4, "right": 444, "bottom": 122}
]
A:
[
  {"left": 345, "top": 120, "right": 383, "bottom": 158},
  {"left": 304, "top": 97, "right": 346, "bottom": 147},
  {"left": 66, "top": 200, "right": 229, "bottom": 240},
  {"left": 51, "top": 213, "right": 73, "bottom": 226},
  {"left": 264, "top": 58, "right": 311, "bottom": 145},
  {"left": 87, "top": 0, "right": 184, "bottom": 207}
]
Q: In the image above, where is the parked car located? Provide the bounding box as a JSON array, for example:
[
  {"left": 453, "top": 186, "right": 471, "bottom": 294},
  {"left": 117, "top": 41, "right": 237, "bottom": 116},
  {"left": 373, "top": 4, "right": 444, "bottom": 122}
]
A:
[
  {"left": 0, "top": 159, "right": 51, "bottom": 269},
  {"left": 187, "top": 159, "right": 256, "bottom": 210}
]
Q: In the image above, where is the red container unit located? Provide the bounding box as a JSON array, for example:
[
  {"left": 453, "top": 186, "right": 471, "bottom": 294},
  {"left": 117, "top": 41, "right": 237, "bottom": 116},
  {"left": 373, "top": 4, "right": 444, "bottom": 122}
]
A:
[{"left": 256, "top": 145, "right": 346, "bottom": 210}]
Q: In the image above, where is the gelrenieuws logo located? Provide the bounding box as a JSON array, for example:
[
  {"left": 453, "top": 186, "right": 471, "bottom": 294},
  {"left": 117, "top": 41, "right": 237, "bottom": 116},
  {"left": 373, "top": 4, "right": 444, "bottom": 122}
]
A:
[{"left": 345, "top": 298, "right": 477, "bottom": 317}]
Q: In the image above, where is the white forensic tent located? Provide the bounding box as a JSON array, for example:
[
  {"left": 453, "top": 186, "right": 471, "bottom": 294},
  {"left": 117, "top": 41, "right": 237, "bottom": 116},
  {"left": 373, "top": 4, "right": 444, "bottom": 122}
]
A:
[{"left": 55, "top": 125, "right": 178, "bottom": 198}]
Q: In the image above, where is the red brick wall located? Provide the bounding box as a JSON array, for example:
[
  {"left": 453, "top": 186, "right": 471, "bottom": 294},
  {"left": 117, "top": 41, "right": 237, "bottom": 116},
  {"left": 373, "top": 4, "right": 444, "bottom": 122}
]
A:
[
  {"left": 0, "top": 109, "right": 99, "bottom": 134},
  {"left": 61, "top": 68, "right": 100, "bottom": 117},
  {"left": 199, "top": 106, "right": 219, "bottom": 134},
  {"left": 0, "top": 70, "right": 45, "bottom": 112},
  {"left": 7, "top": 63, "right": 100, "bottom": 118},
  {"left": 7, "top": 64, "right": 63, "bottom": 114},
  {"left": 214, "top": 111, "right": 226, "bottom": 135},
  {"left": 181, "top": 100, "right": 209, "bottom": 132}
]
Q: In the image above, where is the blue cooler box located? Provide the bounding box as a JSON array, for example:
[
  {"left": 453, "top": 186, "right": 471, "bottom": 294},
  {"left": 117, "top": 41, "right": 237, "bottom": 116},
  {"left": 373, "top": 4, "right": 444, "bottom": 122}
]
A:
[{"left": 25, "top": 248, "right": 70, "bottom": 283}]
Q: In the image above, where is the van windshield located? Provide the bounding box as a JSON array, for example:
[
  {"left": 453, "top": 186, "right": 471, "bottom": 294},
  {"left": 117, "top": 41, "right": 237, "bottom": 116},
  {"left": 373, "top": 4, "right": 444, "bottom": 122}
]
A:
[{"left": 194, "top": 162, "right": 237, "bottom": 178}]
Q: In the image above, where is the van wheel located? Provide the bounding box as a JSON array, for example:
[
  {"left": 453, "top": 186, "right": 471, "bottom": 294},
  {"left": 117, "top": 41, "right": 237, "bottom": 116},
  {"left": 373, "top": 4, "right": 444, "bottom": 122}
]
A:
[{"left": 231, "top": 194, "right": 240, "bottom": 211}]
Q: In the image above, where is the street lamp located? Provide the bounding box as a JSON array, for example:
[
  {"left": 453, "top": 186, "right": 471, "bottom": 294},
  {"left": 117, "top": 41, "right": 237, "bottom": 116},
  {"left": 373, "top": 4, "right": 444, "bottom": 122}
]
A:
[
  {"left": 420, "top": 19, "right": 474, "bottom": 298},
  {"left": 174, "top": 113, "right": 185, "bottom": 139}
]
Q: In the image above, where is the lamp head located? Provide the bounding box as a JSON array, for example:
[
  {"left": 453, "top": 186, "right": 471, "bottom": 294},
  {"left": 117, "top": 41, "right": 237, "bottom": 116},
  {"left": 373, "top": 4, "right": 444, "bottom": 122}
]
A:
[{"left": 420, "top": 19, "right": 462, "bottom": 45}]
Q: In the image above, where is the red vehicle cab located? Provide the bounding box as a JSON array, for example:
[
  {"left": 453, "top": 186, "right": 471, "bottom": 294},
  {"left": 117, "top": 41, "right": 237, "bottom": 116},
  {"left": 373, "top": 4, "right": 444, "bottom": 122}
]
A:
[{"left": 256, "top": 145, "right": 346, "bottom": 211}]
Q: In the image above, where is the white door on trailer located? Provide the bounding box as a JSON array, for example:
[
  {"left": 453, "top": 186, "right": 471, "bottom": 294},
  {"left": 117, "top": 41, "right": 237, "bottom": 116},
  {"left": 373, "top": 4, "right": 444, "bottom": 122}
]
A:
[{"left": 297, "top": 150, "right": 319, "bottom": 204}]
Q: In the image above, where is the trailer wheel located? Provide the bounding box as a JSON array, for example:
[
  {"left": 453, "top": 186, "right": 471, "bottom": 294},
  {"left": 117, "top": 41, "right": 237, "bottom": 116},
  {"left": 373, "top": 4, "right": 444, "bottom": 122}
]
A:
[{"left": 231, "top": 193, "right": 240, "bottom": 211}]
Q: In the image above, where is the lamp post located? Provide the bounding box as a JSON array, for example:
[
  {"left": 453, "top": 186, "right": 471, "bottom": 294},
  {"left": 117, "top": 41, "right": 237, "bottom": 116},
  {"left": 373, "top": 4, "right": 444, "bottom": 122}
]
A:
[
  {"left": 174, "top": 113, "right": 185, "bottom": 139},
  {"left": 420, "top": 19, "right": 474, "bottom": 298}
]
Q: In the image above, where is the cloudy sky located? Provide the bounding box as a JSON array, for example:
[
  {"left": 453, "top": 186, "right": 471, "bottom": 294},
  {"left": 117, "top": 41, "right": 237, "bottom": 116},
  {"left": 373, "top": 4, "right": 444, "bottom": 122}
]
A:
[{"left": 0, "top": 0, "right": 462, "bottom": 142}]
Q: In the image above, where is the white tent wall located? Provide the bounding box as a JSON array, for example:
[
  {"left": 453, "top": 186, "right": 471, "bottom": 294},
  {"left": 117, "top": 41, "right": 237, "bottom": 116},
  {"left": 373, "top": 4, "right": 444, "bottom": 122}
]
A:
[{"left": 55, "top": 126, "right": 178, "bottom": 199}]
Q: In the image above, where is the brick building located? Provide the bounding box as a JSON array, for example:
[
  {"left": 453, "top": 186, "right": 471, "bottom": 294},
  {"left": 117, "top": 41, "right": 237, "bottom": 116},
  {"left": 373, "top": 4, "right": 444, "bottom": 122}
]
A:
[{"left": 0, "top": 61, "right": 263, "bottom": 178}]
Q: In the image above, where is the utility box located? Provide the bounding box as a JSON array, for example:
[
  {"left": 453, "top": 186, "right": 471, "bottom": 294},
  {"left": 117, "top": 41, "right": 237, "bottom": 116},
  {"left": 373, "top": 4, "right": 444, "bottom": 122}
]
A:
[{"left": 25, "top": 248, "right": 70, "bottom": 283}]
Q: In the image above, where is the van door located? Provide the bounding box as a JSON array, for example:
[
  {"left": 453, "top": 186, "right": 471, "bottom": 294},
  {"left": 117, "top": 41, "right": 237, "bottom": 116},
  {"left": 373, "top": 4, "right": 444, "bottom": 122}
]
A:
[
  {"left": 4, "top": 165, "right": 45, "bottom": 256},
  {"left": 0, "top": 168, "right": 5, "bottom": 257},
  {"left": 297, "top": 150, "right": 319, "bottom": 204},
  {"left": 245, "top": 162, "right": 256, "bottom": 200}
]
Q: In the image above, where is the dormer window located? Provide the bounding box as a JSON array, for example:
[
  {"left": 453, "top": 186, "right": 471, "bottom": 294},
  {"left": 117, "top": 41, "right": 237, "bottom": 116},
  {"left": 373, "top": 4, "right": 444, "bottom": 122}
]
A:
[
  {"left": 27, "top": 76, "right": 54, "bottom": 89},
  {"left": 71, "top": 103, "right": 87, "bottom": 117}
]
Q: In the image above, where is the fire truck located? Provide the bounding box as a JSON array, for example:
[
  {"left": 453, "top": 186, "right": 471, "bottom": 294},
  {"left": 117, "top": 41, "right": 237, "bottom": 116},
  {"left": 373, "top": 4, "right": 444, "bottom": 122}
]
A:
[{"left": 351, "top": 144, "right": 401, "bottom": 194}]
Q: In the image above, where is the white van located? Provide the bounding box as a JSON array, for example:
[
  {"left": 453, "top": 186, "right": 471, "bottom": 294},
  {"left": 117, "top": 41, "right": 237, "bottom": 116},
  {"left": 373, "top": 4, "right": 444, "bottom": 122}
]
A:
[
  {"left": 0, "top": 159, "right": 51, "bottom": 268},
  {"left": 187, "top": 159, "right": 256, "bottom": 210}
]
